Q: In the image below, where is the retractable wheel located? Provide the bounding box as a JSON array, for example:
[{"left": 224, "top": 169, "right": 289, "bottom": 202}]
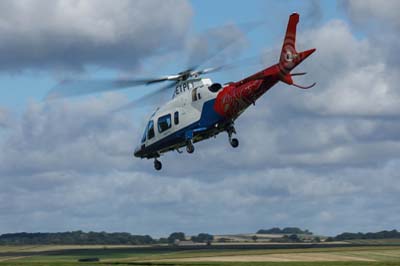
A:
[
  {"left": 186, "top": 141, "right": 195, "bottom": 154},
  {"left": 154, "top": 159, "right": 162, "bottom": 171},
  {"left": 230, "top": 138, "right": 239, "bottom": 148}
]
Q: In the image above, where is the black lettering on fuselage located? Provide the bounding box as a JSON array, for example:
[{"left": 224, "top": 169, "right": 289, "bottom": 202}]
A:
[{"left": 174, "top": 81, "right": 195, "bottom": 97}]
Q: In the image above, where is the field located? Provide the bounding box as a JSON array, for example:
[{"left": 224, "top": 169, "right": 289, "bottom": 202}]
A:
[{"left": 1, "top": 244, "right": 400, "bottom": 266}]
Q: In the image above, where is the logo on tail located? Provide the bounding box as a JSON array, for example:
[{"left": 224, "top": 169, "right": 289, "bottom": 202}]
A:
[{"left": 279, "top": 13, "right": 316, "bottom": 73}]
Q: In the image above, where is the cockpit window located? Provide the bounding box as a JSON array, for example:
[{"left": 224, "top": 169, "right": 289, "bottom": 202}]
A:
[
  {"left": 158, "top": 114, "right": 172, "bottom": 133},
  {"left": 147, "top": 120, "right": 155, "bottom": 140},
  {"left": 141, "top": 128, "right": 146, "bottom": 143}
]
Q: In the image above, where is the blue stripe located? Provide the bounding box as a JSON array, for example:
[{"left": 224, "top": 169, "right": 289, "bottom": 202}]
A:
[{"left": 141, "top": 99, "right": 225, "bottom": 157}]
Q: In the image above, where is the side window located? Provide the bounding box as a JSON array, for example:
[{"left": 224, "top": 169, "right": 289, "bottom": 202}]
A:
[
  {"left": 192, "top": 88, "right": 198, "bottom": 102},
  {"left": 174, "top": 111, "right": 179, "bottom": 125},
  {"left": 158, "top": 114, "right": 172, "bottom": 133},
  {"left": 147, "top": 120, "right": 155, "bottom": 140}
]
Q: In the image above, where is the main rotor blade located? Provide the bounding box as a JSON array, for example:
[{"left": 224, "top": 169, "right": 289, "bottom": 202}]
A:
[
  {"left": 195, "top": 50, "right": 276, "bottom": 77},
  {"left": 112, "top": 82, "right": 177, "bottom": 112},
  {"left": 46, "top": 77, "right": 172, "bottom": 99},
  {"left": 186, "top": 20, "right": 264, "bottom": 72}
]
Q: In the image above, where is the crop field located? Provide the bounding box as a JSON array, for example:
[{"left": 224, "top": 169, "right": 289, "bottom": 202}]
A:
[{"left": 1, "top": 245, "right": 400, "bottom": 266}]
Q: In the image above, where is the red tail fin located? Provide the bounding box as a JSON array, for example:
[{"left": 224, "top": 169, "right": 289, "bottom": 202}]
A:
[{"left": 279, "top": 13, "right": 315, "bottom": 75}]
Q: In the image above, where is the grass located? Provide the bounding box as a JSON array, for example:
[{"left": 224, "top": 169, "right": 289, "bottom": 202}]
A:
[
  {"left": 0, "top": 245, "right": 400, "bottom": 266},
  {"left": 2, "top": 261, "right": 400, "bottom": 266},
  {"left": 345, "top": 239, "right": 400, "bottom": 245}
]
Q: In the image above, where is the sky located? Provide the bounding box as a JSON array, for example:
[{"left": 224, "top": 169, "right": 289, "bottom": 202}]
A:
[{"left": 0, "top": 0, "right": 400, "bottom": 237}]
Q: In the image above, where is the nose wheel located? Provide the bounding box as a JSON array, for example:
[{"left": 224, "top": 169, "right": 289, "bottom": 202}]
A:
[{"left": 154, "top": 159, "right": 162, "bottom": 171}]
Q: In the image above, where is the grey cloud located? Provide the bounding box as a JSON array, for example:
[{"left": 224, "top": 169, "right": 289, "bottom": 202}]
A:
[
  {"left": 341, "top": 0, "right": 400, "bottom": 29},
  {"left": 0, "top": 107, "right": 10, "bottom": 128},
  {"left": 1, "top": 162, "right": 399, "bottom": 235},
  {"left": 0, "top": 94, "right": 144, "bottom": 177},
  {"left": 287, "top": 20, "right": 400, "bottom": 117},
  {"left": 303, "top": 0, "right": 323, "bottom": 26},
  {"left": 1, "top": 4, "right": 400, "bottom": 237},
  {"left": 340, "top": 0, "right": 400, "bottom": 67},
  {"left": 0, "top": 0, "right": 192, "bottom": 72}
]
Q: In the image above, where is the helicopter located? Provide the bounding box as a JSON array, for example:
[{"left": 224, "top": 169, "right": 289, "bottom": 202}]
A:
[{"left": 49, "top": 13, "right": 316, "bottom": 171}]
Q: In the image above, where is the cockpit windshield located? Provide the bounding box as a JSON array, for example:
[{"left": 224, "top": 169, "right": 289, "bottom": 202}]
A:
[
  {"left": 141, "top": 127, "right": 147, "bottom": 143},
  {"left": 141, "top": 120, "right": 155, "bottom": 143}
]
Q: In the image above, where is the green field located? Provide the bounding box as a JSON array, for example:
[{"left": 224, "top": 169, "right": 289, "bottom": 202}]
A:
[{"left": 1, "top": 245, "right": 400, "bottom": 266}]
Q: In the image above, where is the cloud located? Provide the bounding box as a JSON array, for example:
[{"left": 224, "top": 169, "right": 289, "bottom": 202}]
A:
[
  {"left": 232, "top": 18, "right": 400, "bottom": 169},
  {"left": 304, "top": 0, "right": 323, "bottom": 26},
  {"left": 1, "top": 159, "right": 399, "bottom": 235},
  {"left": 186, "top": 22, "right": 251, "bottom": 69},
  {"left": 0, "top": 0, "right": 192, "bottom": 72},
  {"left": 340, "top": 0, "right": 400, "bottom": 67},
  {"left": 0, "top": 94, "right": 144, "bottom": 177},
  {"left": 0, "top": 107, "right": 10, "bottom": 128},
  {"left": 293, "top": 20, "right": 400, "bottom": 117},
  {"left": 341, "top": 0, "right": 400, "bottom": 29},
  {"left": 1, "top": 3, "right": 400, "bottom": 237}
]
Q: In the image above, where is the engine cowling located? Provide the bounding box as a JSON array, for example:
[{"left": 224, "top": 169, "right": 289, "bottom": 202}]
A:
[{"left": 208, "top": 83, "right": 222, "bottom": 93}]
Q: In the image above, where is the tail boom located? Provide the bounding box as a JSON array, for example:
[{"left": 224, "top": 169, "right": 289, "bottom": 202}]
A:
[{"left": 214, "top": 13, "right": 316, "bottom": 118}]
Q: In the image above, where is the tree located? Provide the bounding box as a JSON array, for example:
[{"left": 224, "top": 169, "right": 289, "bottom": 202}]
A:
[
  {"left": 167, "top": 232, "right": 185, "bottom": 243},
  {"left": 191, "top": 233, "right": 213, "bottom": 243},
  {"left": 332, "top": 230, "right": 400, "bottom": 241},
  {"left": 252, "top": 235, "right": 258, "bottom": 242},
  {"left": 257, "top": 227, "right": 281, "bottom": 234},
  {"left": 288, "top": 234, "right": 301, "bottom": 242},
  {"left": 257, "top": 227, "right": 313, "bottom": 235}
]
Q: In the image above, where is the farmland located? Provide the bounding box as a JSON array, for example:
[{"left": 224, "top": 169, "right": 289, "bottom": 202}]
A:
[{"left": 1, "top": 244, "right": 400, "bottom": 266}]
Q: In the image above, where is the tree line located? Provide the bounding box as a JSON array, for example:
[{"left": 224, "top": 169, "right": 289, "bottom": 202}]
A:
[
  {"left": 0, "top": 231, "right": 155, "bottom": 245},
  {"left": 0, "top": 231, "right": 213, "bottom": 245},
  {"left": 1, "top": 229, "right": 399, "bottom": 245},
  {"left": 326, "top": 230, "right": 400, "bottom": 241},
  {"left": 256, "top": 227, "right": 312, "bottom": 235}
]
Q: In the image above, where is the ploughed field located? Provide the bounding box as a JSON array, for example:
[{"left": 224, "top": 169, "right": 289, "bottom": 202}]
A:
[{"left": 1, "top": 244, "right": 400, "bottom": 266}]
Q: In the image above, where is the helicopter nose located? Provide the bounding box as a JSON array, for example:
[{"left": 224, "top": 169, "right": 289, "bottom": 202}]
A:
[
  {"left": 134, "top": 145, "right": 144, "bottom": 158},
  {"left": 134, "top": 147, "right": 141, "bottom": 158}
]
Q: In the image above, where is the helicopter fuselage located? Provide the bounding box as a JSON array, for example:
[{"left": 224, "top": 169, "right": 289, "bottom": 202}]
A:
[{"left": 133, "top": 66, "right": 280, "bottom": 160}]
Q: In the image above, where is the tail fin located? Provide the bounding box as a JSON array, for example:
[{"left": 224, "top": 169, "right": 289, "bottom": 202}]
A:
[{"left": 279, "top": 13, "right": 316, "bottom": 75}]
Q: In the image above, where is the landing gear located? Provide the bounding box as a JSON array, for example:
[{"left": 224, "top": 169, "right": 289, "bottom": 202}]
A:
[
  {"left": 230, "top": 138, "right": 239, "bottom": 148},
  {"left": 227, "top": 124, "right": 239, "bottom": 148},
  {"left": 186, "top": 140, "right": 195, "bottom": 154},
  {"left": 154, "top": 159, "right": 162, "bottom": 171}
]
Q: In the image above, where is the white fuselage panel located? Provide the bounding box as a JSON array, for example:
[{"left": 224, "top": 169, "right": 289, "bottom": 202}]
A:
[{"left": 141, "top": 78, "right": 216, "bottom": 148}]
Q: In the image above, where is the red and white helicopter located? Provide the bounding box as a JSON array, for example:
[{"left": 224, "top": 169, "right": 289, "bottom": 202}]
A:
[{"left": 50, "top": 13, "right": 316, "bottom": 170}]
